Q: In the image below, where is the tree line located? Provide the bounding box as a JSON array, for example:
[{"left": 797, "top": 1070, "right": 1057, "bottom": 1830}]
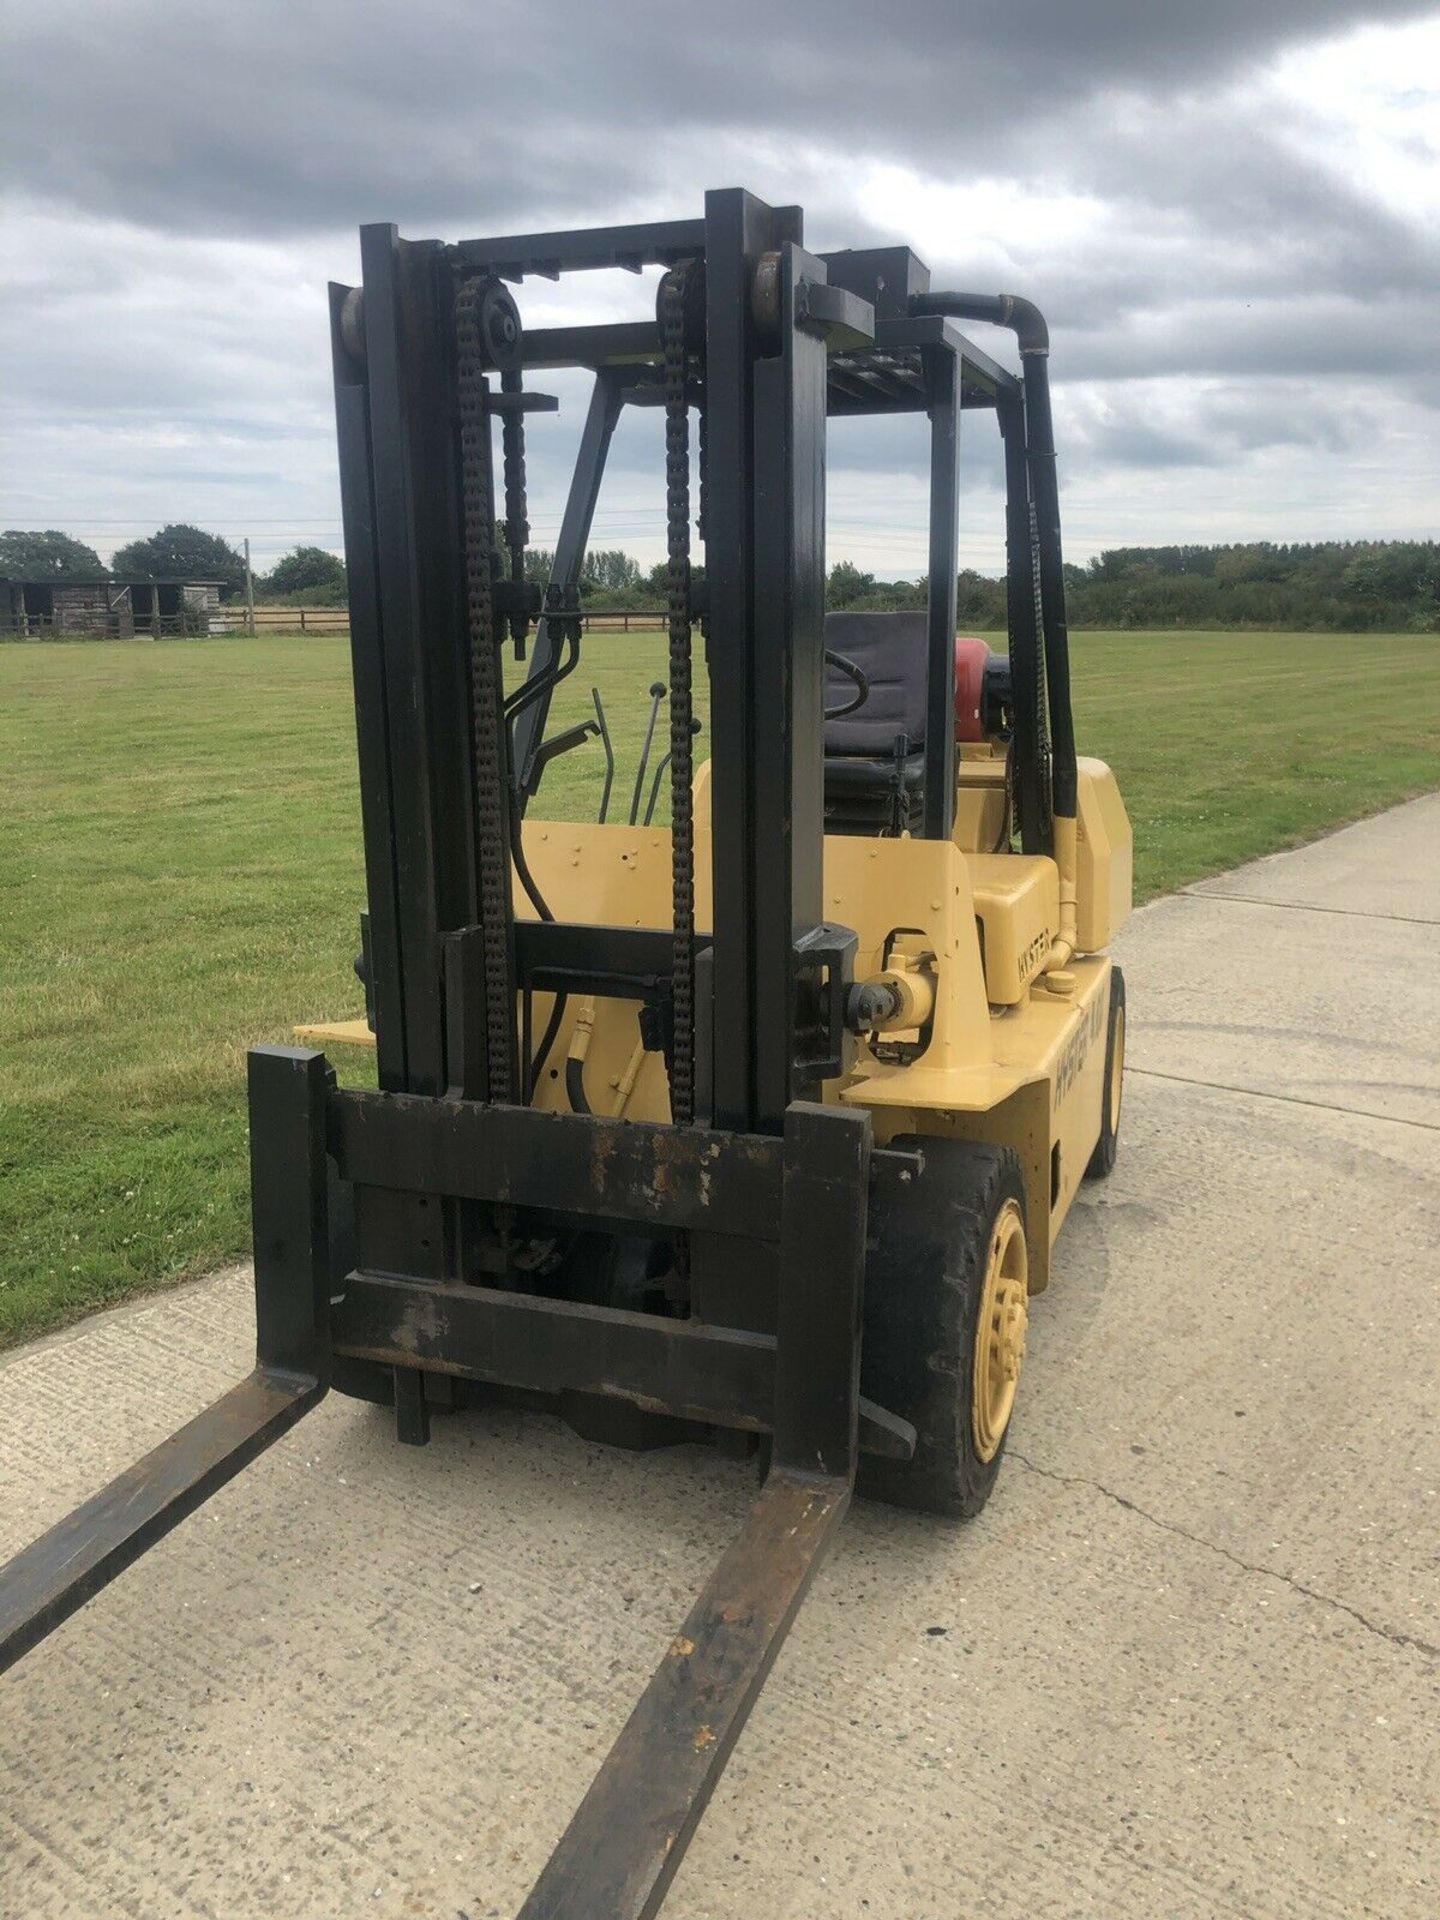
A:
[
  {"left": 550, "top": 540, "right": 1439, "bottom": 632},
  {"left": 1069, "top": 541, "right": 1439, "bottom": 633},
  {"left": 826, "top": 542, "right": 1439, "bottom": 633},
  {"left": 0, "top": 527, "right": 348, "bottom": 606},
  {"left": 5, "top": 528, "right": 1435, "bottom": 632}
]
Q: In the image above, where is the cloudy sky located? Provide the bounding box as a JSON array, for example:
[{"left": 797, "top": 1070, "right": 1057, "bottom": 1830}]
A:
[{"left": 3, "top": 1, "right": 1437, "bottom": 577}]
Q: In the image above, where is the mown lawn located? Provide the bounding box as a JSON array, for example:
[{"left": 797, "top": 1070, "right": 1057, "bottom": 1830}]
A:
[{"left": 2, "top": 628, "right": 1437, "bottom": 1346}]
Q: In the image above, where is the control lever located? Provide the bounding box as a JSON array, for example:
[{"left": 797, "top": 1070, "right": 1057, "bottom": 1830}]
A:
[
  {"left": 523, "top": 718, "right": 600, "bottom": 797},
  {"left": 629, "top": 681, "right": 667, "bottom": 826},
  {"left": 591, "top": 686, "right": 615, "bottom": 824},
  {"left": 643, "top": 718, "right": 702, "bottom": 827}
]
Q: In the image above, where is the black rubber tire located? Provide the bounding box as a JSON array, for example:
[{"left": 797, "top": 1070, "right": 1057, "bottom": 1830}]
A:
[
  {"left": 1085, "top": 965, "right": 1126, "bottom": 1181},
  {"left": 857, "top": 1138, "right": 1028, "bottom": 1519}
]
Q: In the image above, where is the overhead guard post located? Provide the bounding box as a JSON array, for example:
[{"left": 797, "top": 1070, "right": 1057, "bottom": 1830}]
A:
[{"left": 912, "top": 290, "right": 1078, "bottom": 824}]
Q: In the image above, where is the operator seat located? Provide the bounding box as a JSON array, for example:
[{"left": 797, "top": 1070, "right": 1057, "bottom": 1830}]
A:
[{"left": 823, "top": 610, "right": 928, "bottom": 835}]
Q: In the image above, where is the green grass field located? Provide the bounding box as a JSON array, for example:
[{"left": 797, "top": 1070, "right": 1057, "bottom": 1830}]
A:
[{"left": 2, "top": 629, "right": 1437, "bottom": 1347}]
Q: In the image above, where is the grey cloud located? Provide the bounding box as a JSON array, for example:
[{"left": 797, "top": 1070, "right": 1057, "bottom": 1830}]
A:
[
  {"left": 1059, "top": 291, "right": 1440, "bottom": 382},
  {"left": 4, "top": 1, "right": 1436, "bottom": 237},
  {"left": 2, "top": 1, "right": 1436, "bottom": 566},
  {"left": 1059, "top": 384, "right": 1375, "bottom": 474}
]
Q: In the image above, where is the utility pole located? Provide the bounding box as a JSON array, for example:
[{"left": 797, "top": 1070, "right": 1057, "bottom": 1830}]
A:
[{"left": 243, "top": 537, "right": 256, "bottom": 636}]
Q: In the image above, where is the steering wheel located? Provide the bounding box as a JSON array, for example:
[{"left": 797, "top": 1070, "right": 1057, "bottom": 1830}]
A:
[{"left": 824, "top": 648, "right": 869, "bottom": 722}]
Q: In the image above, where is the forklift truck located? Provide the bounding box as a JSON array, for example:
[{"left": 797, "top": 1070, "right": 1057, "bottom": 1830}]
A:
[{"left": 0, "top": 188, "right": 1130, "bottom": 1918}]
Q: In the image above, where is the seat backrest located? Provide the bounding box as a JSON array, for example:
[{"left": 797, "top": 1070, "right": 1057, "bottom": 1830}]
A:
[{"left": 823, "top": 610, "right": 929, "bottom": 757}]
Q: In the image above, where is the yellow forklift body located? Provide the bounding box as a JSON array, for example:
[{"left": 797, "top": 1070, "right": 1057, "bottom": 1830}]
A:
[{"left": 299, "top": 758, "right": 1132, "bottom": 1298}]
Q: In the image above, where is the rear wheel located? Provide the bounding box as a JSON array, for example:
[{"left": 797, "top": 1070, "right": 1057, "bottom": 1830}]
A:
[
  {"left": 858, "top": 1139, "right": 1029, "bottom": 1518},
  {"left": 1085, "top": 966, "right": 1126, "bottom": 1180}
]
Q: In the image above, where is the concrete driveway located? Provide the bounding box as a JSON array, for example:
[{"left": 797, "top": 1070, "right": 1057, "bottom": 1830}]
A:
[{"left": 3, "top": 795, "right": 1437, "bottom": 1919}]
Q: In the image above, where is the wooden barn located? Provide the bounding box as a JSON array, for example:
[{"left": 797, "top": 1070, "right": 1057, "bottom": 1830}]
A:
[{"left": 1, "top": 577, "right": 227, "bottom": 637}]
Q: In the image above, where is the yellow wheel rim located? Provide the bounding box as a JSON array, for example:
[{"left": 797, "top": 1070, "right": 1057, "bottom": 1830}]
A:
[
  {"left": 1109, "top": 1002, "right": 1126, "bottom": 1137},
  {"left": 971, "top": 1198, "right": 1028, "bottom": 1463}
]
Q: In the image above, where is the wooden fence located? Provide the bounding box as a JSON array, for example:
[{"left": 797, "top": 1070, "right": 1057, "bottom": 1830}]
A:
[
  {"left": 4, "top": 607, "right": 670, "bottom": 641},
  {"left": 2, "top": 612, "right": 240, "bottom": 640},
  {"left": 248, "top": 607, "right": 666, "bottom": 635},
  {"left": 249, "top": 606, "right": 350, "bottom": 633}
]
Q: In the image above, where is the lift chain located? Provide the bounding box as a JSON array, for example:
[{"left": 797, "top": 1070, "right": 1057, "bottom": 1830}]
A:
[
  {"left": 661, "top": 263, "right": 696, "bottom": 1127},
  {"left": 696, "top": 392, "right": 708, "bottom": 547},
  {"left": 500, "top": 366, "right": 531, "bottom": 655},
  {"left": 456, "top": 275, "right": 515, "bottom": 1103}
]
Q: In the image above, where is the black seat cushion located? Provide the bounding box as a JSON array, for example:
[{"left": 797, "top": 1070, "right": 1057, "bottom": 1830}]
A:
[
  {"left": 824, "top": 609, "right": 929, "bottom": 757},
  {"left": 823, "top": 750, "right": 926, "bottom": 798},
  {"left": 823, "top": 611, "right": 929, "bottom": 833}
]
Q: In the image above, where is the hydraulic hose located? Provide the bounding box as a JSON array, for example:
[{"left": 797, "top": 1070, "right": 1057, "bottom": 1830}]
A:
[
  {"left": 565, "top": 998, "right": 596, "bottom": 1114},
  {"left": 508, "top": 795, "right": 570, "bottom": 1097},
  {"left": 565, "top": 1055, "right": 592, "bottom": 1115},
  {"left": 912, "top": 292, "right": 1048, "bottom": 354},
  {"left": 527, "top": 992, "right": 568, "bottom": 1102}
]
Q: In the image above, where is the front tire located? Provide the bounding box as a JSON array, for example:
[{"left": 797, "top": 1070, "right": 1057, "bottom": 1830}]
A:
[
  {"left": 1085, "top": 965, "right": 1126, "bottom": 1180},
  {"left": 858, "top": 1139, "right": 1029, "bottom": 1519}
]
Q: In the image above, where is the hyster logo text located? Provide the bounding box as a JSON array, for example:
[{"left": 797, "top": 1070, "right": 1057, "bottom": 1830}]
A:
[
  {"left": 1055, "top": 991, "right": 1106, "bottom": 1106},
  {"left": 1018, "top": 928, "right": 1049, "bottom": 985}
]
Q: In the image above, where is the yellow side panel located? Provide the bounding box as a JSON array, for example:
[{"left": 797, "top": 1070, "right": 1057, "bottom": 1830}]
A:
[
  {"left": 991, "top": 955, "right": 1111, "bottom": 1257},
  {"left": 520, "top": 822, "right": 711, "bottom": 925},
  {"left": 967, "top": 854, "right": 1058, "bottom": 1006},
  {"left": 516, "top": 822, "right": 1002, "bottom": 1124},
  {"left": 1075, "top": 757, "right": 1133, "bottom": 953},
  {"left": 822, "top": 833, "right": 995, "bottom": 1072},
  {"left": 953, "top": 754, "right": 1008, "bottom": 853},
  {"left": 516, "top": 823, "right": 693, "bottom": 1121},
  {"left": 293, "top": 1016, "right": 375, "bottom": 1049},
  {"left": 856, "top": 954, "right": 1112, "bottom": 1293}
]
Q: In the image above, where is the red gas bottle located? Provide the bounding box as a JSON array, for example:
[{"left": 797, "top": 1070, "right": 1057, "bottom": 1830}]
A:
[{"left": 954, "top": 636, "right": 994, "bottom": 742}]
